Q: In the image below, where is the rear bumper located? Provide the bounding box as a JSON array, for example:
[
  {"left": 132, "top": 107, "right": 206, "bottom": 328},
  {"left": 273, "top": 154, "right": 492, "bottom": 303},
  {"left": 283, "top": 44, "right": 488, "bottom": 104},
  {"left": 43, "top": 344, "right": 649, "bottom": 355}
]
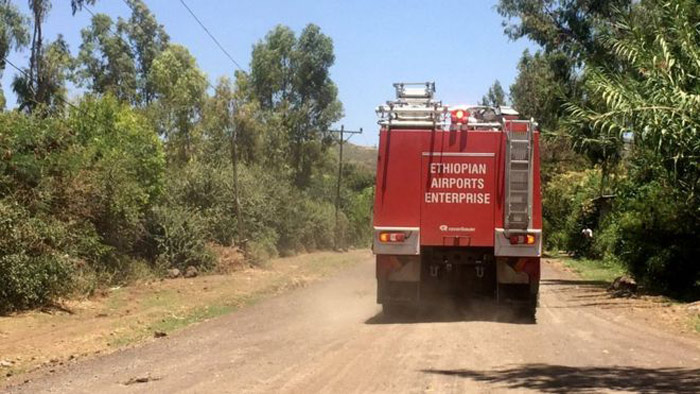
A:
[{"left": 376, "top": 248, "right": 539, "bottom": 305}]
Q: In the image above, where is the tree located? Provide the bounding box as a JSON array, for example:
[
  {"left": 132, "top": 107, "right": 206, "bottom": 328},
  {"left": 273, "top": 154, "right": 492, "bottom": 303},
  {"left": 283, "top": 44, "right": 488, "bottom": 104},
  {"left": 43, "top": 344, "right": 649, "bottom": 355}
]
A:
[
  {"left": 122, "top": 0, "right": 169, "bottom": 105},
  {"left": 202, "top": 73, "right": 263, "bottom": 164},
  {"left": 250, "top": 24, "right": 343, "bottom": 187},
  {"left": 12, "top": 34, "right": 72, "bottom": 112},
  {"left": 77, "top": 13, "right": 137, "bottom": 102},
  {"left": 0, "top": 0, "right": 29, "bottom": 108},
  {"left": 232, "top": 71, "right": 264, "bottom": 164},
  {"left": 497, "top": 0, "right": 632, "bottom": 65},
  {"left": 12, "top": 0, "right": 50, "bottom": 112},
  {"left": 510, "top": 50, "right": 574, "bottom": 131},
  {"left": 148, "top": 44, "right": 207, "bottom": 162},
  {"left": 565, "top": 0, "right": 699, "bottom": 198},
  {"left": 564, "top": 0, "right": 699, "bottom": 295},
  {"left": 10, "top": 1, "right": 77, "bottom": 113},
  {"left": 499, "top": 0, "right": 631, "bottom": 195},
  {"left": 479, "top": 80, "right": 506, "bottom": 107},
  {"left": 496, "top": 0, "right": 633, "bottom": 132},
  {"left": 70, "top": 0, "right": 96, "bottom": 15}
]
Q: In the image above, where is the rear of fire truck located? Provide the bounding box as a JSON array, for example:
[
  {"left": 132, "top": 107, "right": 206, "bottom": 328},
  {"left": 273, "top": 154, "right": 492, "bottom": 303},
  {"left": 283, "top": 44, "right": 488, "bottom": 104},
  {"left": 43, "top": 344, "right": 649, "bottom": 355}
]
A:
[{"left": 372, "top": 82, "right": 542, "bottom": 317}]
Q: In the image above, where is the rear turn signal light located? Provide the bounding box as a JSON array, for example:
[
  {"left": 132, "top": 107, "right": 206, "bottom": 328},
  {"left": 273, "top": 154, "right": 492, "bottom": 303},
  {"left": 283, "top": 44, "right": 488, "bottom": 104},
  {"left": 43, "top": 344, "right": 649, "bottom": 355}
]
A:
[
  {"left": 379, "top": 232, "right": 406, "bottom": 243},
  {"left": 451, "top": 109, "right": 470, "bottom": 124},
  {"left": 509, "top": 233, "right": 536, "bottom": 245}
]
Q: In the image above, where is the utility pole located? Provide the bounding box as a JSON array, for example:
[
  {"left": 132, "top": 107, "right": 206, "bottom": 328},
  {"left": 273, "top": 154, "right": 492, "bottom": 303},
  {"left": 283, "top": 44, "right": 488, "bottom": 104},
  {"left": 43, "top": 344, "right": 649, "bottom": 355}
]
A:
[
  {"left": 330, "top": 125, "right": 363, "bottom": 250},
  {"left": 228, "top": 103, "right": 245, "bottom": 252}
]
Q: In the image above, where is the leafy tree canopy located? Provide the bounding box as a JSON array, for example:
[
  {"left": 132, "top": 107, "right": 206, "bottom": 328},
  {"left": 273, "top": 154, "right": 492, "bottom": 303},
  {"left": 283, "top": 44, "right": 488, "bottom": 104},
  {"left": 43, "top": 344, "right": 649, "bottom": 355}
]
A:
[{"left": 479, "top": 80, "right": 507, "bottom": 107}]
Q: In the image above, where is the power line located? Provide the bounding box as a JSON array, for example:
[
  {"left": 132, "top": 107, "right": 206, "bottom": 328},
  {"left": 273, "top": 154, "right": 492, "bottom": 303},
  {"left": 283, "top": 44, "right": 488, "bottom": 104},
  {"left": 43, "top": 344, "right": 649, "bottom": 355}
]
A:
[
  {"left": 82, "top": 2, "right": 229, "bottom": 111},
  {"left": 3, "top": 56, "right": 82, "bottom": 113},
  {"left": 177, "top": 0, "right": 245, "bottom": 72}
]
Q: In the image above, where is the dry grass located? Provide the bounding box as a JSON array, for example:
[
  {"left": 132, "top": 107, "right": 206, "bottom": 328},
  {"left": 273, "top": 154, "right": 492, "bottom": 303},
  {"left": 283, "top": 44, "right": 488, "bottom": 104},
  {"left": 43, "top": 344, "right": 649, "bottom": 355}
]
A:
[{"left": 0, "top": 249, "right": 368, "bottom": 382}]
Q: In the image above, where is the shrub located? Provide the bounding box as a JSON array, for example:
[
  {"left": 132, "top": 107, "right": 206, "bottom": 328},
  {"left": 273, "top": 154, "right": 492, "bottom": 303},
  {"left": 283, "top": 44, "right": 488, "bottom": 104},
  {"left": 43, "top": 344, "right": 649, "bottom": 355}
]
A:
[
  {"left": 150, "top": 205, "right": 215, "bottom": 271},
  {"left": 0, "top": 199, "right": 73, "bottom": 313},
  {"left": 542, "top": 169, "right": 601, "bottom": 254},
  {"left": 614, "top": 180, "right": 699, "bottom": 298}
]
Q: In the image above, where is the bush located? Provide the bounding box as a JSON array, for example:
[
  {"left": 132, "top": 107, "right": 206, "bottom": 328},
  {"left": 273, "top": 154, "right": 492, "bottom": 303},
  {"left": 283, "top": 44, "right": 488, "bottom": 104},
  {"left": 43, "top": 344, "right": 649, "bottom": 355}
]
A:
[
  {"left": 542, "top": 169, "right": 601, "bottom": 254},
  {"left": 150, "top": 205, "right": 215, "bottom": 271},
  {"left": 0, "top": 199, "right": 73, "bottom": 313},
  {"left": 164, "top": 161, "right": 238, "bottom": 245},
  {"left": 0, "top": 97, "right": 167, "bottom": 312},
  {"left": 614, "top": 180, "right": 699, "bottom": 298}
]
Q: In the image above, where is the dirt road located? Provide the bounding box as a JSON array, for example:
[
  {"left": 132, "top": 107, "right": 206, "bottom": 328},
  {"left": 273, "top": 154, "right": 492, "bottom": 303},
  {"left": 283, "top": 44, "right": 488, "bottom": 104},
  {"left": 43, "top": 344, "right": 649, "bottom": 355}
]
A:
[{"left": 6, "top": 252, "right": 700, "bottom": 393}]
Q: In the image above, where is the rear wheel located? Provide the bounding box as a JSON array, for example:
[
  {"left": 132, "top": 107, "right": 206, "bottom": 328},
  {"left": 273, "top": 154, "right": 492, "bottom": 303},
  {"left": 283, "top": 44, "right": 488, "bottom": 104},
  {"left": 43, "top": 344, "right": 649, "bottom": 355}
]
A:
[
  {"left": 382, "top": 303, "right": 399, "bottom": 317},
  {"left": 382, "top": 303, "right": 413, "bottom": 318},
  {"left": 516, "top": 296, "right": 538, "bottom": 321}
]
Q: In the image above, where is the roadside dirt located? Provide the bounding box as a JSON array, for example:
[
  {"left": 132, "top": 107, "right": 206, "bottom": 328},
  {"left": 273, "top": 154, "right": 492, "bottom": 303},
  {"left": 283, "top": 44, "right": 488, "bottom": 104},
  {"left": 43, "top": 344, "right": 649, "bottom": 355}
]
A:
[
  {"left": 547, "top": 258, "right": 700, "bottom": 338},
  {"left": 0, "top": 250, "right": 362, "bottom": 384},
  {"left": 3, "top": 254, "right": 699, "bottom": 393}
]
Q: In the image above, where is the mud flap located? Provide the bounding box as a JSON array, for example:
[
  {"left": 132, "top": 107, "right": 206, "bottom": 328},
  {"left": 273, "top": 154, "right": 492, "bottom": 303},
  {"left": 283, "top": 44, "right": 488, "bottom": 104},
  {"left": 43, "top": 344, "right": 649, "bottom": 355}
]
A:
[{"left": 376, "top": 255, "right": 421, "bottom": 303}]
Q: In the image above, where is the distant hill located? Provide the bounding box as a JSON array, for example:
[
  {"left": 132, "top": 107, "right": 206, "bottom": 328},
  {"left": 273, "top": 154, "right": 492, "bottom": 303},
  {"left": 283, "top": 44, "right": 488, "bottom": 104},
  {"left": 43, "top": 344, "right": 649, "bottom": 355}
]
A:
[{"left": 341, "top": 142, "right": 377, "bottom": 173}]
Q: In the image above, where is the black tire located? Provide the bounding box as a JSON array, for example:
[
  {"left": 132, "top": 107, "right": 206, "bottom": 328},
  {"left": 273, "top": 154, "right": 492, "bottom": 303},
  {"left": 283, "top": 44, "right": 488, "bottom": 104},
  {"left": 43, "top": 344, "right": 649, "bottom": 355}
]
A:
[
  {"left": 382, "top": 303, "right": 413, "bottom": 318},
  {"left": 382, "top": 303, "right": 399, "bottom": 317},
  {"left": 516, "top": 297, "right": 538, "bottom": 321}
]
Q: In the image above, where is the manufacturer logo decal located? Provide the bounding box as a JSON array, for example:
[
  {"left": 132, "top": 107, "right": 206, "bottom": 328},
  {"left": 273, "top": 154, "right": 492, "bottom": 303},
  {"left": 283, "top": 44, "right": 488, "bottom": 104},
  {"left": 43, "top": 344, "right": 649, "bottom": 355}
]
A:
[{"left": 439, "top": 224, "right": 476, "bottom": 232}]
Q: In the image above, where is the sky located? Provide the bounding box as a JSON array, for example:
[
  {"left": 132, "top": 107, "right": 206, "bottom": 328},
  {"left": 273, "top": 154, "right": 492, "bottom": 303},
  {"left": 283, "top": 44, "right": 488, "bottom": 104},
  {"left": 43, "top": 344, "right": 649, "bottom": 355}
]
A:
[{"left": 2, "top": 0, "right": 534, "bottom": 147}]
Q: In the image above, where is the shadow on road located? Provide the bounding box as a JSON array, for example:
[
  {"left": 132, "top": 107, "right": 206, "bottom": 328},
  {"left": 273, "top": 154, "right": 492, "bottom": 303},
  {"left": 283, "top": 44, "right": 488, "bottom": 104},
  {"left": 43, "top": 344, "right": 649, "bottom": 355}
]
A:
[
  {"left": 422, "top": 364, "right": 700, "bottom": 393},
  {"left": 365, "top": 302, "right": 536, "bottom": 325},
  {"left": 540, "top": 278, "right": 610, "bottom": 287}
]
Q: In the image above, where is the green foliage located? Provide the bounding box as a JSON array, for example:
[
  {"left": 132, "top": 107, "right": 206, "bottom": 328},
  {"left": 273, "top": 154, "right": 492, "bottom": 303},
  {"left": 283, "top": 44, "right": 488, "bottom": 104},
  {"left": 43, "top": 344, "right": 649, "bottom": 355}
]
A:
[
  {"left": 565, "top": 0, "right": 699, "bottom": 198},
  {"left": 250, "top": 24, "right": 343, "bottom": 187},
  {"left": 0, "top": 19, "right": 373, "bottom": 313},
  {"left": 77, "top": 13, "right": 137, "bottom": 103},
  {"left": 542, "top": 170, "right": 600, "bottom": 253},
  {"left": 70, "top": 0, "right": 96, "bottom": 15},
  {"left": 510, "top": 50, "right": 574, "bottom": 131},
  {"left": 0, "top": 199, "right": 74, "bottom": 313},
  {"left": 149, "top": 44, "right": 208, "bottom": 162},
  {"left": 0, "top": 96, "right": 165, "bottom": 311},
  {"left": 122, "top": 0, "right": 169, "bottom": 105},
  {"left": 561, "top": 0, "right": 699, "bottom": 296},
  {"left": 12, "top": 34, "right": 72, "bottom": 113},
  {"left": 506, "top": 0, "right": 698, "bottom": 298},
  {"left": 0, "top": 0, "right": 29, "bottom": 108},
  {"left": 614, "top": 178, "right": 699, "bottom": 298},
  {"left": 345, "top": 185, "right": 373, "bottom": 246},
  {"left": 67, "top": 96, "right": 165, "bottom": 252},
  {"left": 497, "top": 0, "right": 632, "bottom": 63},
  {"left": 150, "top": 204, "right": 215, "bottom": 271},
  {"left": 479, "top": 80, "right": 507, "bottom": 107}
]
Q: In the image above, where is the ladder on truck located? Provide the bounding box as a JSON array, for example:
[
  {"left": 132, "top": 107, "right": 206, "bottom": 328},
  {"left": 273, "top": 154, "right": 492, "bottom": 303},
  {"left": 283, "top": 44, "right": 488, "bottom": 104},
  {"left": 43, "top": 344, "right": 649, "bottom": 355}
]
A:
[
  {"left": 376, "top": 82, "right": 447, "bottom": 129},
  {"left": 504, "top": 120, "right": 534, "bottom": 232}
]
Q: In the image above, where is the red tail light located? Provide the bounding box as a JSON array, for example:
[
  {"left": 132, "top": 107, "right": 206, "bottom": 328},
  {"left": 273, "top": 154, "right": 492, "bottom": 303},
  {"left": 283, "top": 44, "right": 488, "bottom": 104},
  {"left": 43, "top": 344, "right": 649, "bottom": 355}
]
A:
[
  {"left": 509, "top": 233, "right": 536, "bottom": 245},
  {"left": 379, "top": 232, "right": 406, "bottom": 243},
  {"left": 451, "top": 109, "right": 469, "bottom": 124}
]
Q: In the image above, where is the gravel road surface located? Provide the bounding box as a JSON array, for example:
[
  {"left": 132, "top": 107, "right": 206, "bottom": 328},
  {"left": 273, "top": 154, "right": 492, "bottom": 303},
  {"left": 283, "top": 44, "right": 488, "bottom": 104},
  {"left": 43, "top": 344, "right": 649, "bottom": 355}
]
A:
[{"left": 7, "top": 252, "right": 700, "bottom": 393}]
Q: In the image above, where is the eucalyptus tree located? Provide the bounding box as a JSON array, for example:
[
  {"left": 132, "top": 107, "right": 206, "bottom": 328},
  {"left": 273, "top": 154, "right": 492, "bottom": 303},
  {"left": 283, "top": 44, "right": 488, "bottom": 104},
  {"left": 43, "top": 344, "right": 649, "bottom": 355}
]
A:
[
  {"left": 12, "top": 34, "right": 72, "bottom": 113},
  {"left": 250, "top": 24, "right": 342, "bottom": 187},
  {"left": 497, "top": 0, "right": 633, "bottom": 65},
  {"left": 0, "top": 0, "right": 29, "bottom": 108},
  {"left": 149, "top": 44, "right": 208, "bottom": 163},
  {"left": 11, "top": 0, "right": 94, "bottom": 112},
  {"left": 77, "top": 13, "right": 137, "bottom": 103},
  {"left": 122, "top": 0, "right": 169, "bottom": 105},
  {"left": 479, "top": 80, "right": 506, "bottom": 107}
]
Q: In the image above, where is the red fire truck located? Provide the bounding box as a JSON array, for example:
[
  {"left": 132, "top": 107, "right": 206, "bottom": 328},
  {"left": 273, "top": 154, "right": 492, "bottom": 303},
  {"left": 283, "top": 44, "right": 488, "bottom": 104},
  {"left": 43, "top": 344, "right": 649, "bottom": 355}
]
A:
[{"left": 373, "top": 82, "right": 542, "bottom": 317}]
